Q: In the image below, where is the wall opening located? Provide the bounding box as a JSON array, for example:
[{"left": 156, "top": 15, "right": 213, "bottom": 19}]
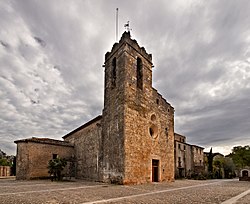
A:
[
  {"left": 137, "top": 57, "right": 143, "bottom": 89},
  {"left": 152, "top": 159, "right": 159, "bottom": 182},
  {"left": 151, "top": 114, "right": 156, "bottom": 121},
  {"left": 149, "top": 124, "right": 158, "bottom": 139},
  {"left": 52, "top": 154, "right": 58, "bottom": 159},
  {"left": 242, "top": 170, "right": 249, "bottom": 177},
  {"left": 111, "top": 57, "right": 116, "bottom": 88}
]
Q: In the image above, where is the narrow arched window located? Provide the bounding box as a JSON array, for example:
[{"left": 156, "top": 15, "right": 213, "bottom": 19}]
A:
[
  {"left": 111, "top": 57, "right": 116, "bottom": 88},
  {"left": 137, "top": 57, "right": 143, "bottom": 89}
]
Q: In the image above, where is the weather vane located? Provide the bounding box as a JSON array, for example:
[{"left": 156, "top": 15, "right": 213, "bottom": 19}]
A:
[{"left": 124, "top": 21, "right": 132, "bottom": 32}]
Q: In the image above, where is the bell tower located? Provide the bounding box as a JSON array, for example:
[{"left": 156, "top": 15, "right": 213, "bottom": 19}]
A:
[{"left": 100, "top": 31, "right": 175, "bottom": 184}]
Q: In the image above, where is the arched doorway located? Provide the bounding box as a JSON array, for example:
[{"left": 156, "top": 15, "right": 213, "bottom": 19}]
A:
[
  {"left": 239, "top": 169, "right": 250, "bottom": 181},
  {"left": 242, "top": 170, "right": 248, "bottom": 177}
]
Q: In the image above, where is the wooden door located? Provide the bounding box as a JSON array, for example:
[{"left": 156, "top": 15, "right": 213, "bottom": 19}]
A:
[{"left": 152, "top": 159, "right": 159, "bottom": 182}]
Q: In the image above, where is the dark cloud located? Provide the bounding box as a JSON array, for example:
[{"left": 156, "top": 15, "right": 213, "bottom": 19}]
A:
[
  {"left": 0, "top": 40, "right": 9, "bottom": 49},
  {"left": 0, "top": 0, "right": 250, "bottom": 155},
  {"left": 33, "top": 37, "right": 46, "bottom": 47}
]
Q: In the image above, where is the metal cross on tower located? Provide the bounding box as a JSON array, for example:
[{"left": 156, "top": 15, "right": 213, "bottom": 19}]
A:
[{"left": 124, "top": 21, "right": 132, "bottom": 32}]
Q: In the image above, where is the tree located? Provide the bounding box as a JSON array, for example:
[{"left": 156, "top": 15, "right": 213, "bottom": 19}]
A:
[
  {"left": 213, "top": 159, "right": 223, "bottom": 179},
  {"left": 229, "top": 146, "right": 250, "bottom": 168},
  {"left": 208, "top": 147, "right": 213, "bottom": 173},
  {"left": 48, "top": 157, "right": 67, "bottom": 181},
  {"left": 0, "top": 158, "right": 11, "bottom": 166},
  {"left": 223, "top": 157, "right": 235, "bottom": 178}
]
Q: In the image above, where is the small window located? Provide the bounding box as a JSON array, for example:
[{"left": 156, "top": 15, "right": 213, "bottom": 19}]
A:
[
  {"left": 156, "top": 99, "right": 159, "bottom": 104},
  {"left": 165, "top": 128, "right": 168, "bottom": 142},
  {"left": 184, "top": 145, "right": 186, "bottom": 150},
  {"left": 111, "top": 57, "right": 116, "bottom": 88},
  {"left": 178, "top": 144, "right": 181, "bottom": 149},
  {"left": 137, "top": 57, "right": 143, "bottom": 89},
  {"left": 52, "top": 154, "right": 58, "bottom": 159},
  {"left": 178, "top": 157, "right": 181, "bottom": 167},
  {"left": 151, "top": 114, "right": 156, "bottom": 121}
]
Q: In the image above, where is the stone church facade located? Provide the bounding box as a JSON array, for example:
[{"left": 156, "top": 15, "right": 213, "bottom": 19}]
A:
[{"left": 15, "top": 31, "right": 175, "bottom": 184}]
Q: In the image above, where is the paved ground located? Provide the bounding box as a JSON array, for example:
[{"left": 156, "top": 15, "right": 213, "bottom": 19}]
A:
[{"left": 0, "top": 178, "right": 249, "bottom": 204}]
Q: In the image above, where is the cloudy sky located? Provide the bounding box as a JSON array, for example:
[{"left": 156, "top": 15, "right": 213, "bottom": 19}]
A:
[{"left": 0, "top": 0, "right": 250, "bottom": 155}]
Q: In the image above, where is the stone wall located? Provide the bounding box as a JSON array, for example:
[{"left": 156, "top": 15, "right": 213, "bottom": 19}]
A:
[
  {"left": 185, "top": 144, "right": 193, "bottom": 174},
  {"left": 192, "top": 145, "right": 204, "bottom": 168},
  {"left": 174, "top": 133, "right": 186, "bottom": 143},
  {"left": 174, "top": 141, "right": 193, "bottom": 177},
  {"left": 64, "top": 116, "right": 102, "bottom": 180},
  {"left": 101, "top": 33, "right": 128, "bottom": 183},
  {"left": 15, "top": 138, "right": 74, "bottom": 180},
  {"left": 123, "top": 88, "right": 175, "bottom": 184},
  {"left": 15, "top": 141, "right": 29, "bottom": 179},
  {"left": 174, "top": 134, "right": 204, "bottom": 178},
  {"left": 122, "top": 35, "right": 174, "bottom": 184},
  {"left": 102, "top": 32, "right": 175, "bottom": 184}
]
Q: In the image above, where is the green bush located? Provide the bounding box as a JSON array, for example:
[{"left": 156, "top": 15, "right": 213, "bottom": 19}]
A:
[
  {"left": 48, "top": 157, "right": 67, "bottom": 181},
  {"left": 0, "top": 158, "right": 11, "bottom": 166},
  {"left": 190, "top": 172, "right": 207, "bottom": 180}
]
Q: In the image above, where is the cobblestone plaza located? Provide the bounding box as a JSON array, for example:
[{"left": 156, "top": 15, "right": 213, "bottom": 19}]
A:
[{"left": 0, "top": 178, "right": 249, "bottom": 203}]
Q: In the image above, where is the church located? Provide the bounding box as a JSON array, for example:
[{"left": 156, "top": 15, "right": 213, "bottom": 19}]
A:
[{"left": 15, "top": 31, "right": 175, "bottom": 184}]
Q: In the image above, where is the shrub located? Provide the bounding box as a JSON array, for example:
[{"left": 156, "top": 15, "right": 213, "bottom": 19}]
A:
[{"left": 48, "top": 157, "right": 67, "bottom": 181}]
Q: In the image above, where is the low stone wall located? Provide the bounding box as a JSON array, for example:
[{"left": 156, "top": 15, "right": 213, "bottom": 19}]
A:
[
  {"left": 239, "top": 176, "right": 250, "bottom": 181},
  {"left": 0, "top": 166, "right": 11, "bottom": 177}
]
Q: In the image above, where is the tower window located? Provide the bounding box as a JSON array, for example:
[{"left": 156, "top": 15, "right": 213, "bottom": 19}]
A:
[
  {"left": 111, "top": 57, "right": 116, "bottom": 88},
  {"left": 149, "top": 124, "right": 158, "bottom": 139},
  {"left": 151, "top": 114, "right": 156, "bottom": 121},
  {"left": 137, "top": 57, "right": 143, "bottom": 89}
]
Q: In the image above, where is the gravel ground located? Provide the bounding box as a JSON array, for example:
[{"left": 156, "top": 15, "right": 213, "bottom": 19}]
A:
[
  {"left": 236, "top": 193, "right": 250, "bottom": 204},
  {"left": 0, "top": 178, "right": 249, "bottom": 204}
]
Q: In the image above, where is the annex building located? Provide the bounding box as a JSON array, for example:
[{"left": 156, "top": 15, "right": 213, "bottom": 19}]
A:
[
  {"left": 174, "top": 133, "right": 204, "bottom": 178},
  {"left": 15, "top": 31, "right": 176, "bottom": 184}
]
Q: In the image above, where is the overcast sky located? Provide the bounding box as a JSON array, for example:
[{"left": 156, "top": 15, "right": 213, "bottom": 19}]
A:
[{"left": 0, "top": 0, "right": 250, "bottom": 155}]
